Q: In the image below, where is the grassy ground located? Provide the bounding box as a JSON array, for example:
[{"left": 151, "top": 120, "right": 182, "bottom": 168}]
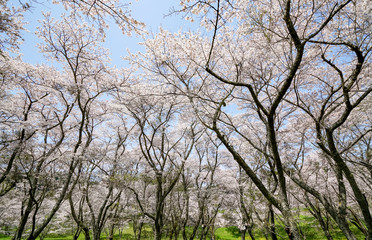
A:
[{"left": 0, "top": 215, "right": 365, "bottom": 240}]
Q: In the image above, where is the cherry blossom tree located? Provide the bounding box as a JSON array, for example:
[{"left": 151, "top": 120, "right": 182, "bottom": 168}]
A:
[
  {"left": 0, "top": 58, "right": 75, "bottom": 240},
  {"left": 1, "top": 0, "right": 371, "bottom": 239},
  {"left": 280, "top": 1, "right": 372, "bottom": 238},
  {"left": 67, "top": 112, "right": 134, "bottom": 240},
  {"left": 115, "top": 83, "right": 199, "bottom": 240},
  {"left": 127, "top": 0, "right": 371, "bottom": 239},
  {"left": 0, "top": 10, "right": 124, "bottom": 239},
  {"left": 0, "top": 0, "right": 28, "bottom": 56},
  {"left": 54, "top": 0, "right": 144, "bottom": 35}
]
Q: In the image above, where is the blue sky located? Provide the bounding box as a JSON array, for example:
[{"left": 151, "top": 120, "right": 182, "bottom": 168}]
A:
[{"left": 19, "top": 0, "right": 197, "bottom": 66}]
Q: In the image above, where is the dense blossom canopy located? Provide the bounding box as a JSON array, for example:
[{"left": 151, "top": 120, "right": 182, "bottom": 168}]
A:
[{"left": 0, "top": 0, "right": 371, "bottom": 240}]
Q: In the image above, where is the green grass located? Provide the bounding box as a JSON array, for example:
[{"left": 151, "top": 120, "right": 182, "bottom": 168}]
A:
[
  {"left": 214, "top": 226, "right": 240, "bottom": 240},
  {"left": 0, "top": 234, "right": 10, "bottom": 240},
  {"left": 0, "top": 215, "right": 366, "bottom": 240},
  {"left": 214, "top": 226, "right": 268, "bottom": 240}
]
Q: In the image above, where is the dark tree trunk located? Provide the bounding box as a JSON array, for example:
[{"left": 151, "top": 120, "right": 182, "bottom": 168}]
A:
[
  {"left": 83, "top": 227, "right": 91, "bottom": 240},
  {"left": 154, "top": 218, "right": 162, "bottom": 240},
  {"left": 247, "top": 226, "right": 255, "bottom": 240},
  {"left": 269, "top": 205, "right": 278, "bottom": 240},
  {"left": 137, "top": 222, "right": 143, "bottom": 240},
  {"left": 73, "top": 226, "right": 82, "bottom": 240},
  {"left": 13, "top": 196, "right": 34, "bottom": 240},
  {"left": 306, "top": 199, "right": 333, "bottom": 240},
  {"left": 92, "top": 229, "right": 101, "bottom": 240},
  {"left": 240, "top": 228, "right": 246, "bottom": 240}
]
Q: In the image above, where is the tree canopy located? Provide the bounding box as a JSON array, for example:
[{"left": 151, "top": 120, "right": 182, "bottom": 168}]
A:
[{"left": 0, "top": 0, "right": 371, "bottom": 240}]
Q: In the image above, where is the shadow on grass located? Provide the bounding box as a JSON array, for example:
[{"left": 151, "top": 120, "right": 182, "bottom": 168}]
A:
[{"left": 225, "top": 226, "right": 241, "bottom": 238}]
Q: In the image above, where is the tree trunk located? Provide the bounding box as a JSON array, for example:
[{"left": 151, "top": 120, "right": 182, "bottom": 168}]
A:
[
  {"left": 309, "top": 208, "right": 333, "bottom": 240},
  {"left": 334, "top": 216, "right": 357, "bottom": 240},
  {"left": 175, "top": 227, "right": 180, "bottom": 240},
  {"left": 240, "top": 228, "right": 246, "bottom": 240},
  {"left": 92, "top": 229, "right": 101, "bottom": 240},
  {"left": 268, "top": 205, "right": 278, "bottom": 240},
  {"left": 247, "top": 226, "right": 255, "bottom": 240},
  {"left": 83, "top": 227, "right": 91, "bottom": 240},
  {"left": 73, "top": 226, "right": 82, "bottom": 240},
  {"left": 200, "top": 225, "right": 208, "bottom": 240},
  {"left": 13, "top": 197, "right": 34, "bottom": 240},
  {"left": 168, "top": 227, "right": 173, "bottom": 240},
  {"left": 108, "top": 225, "right": 114, "bottom": 240},
  {"left": 137, "top": 222, "right": 143, "bottom": 240},
  {"left": 154, "top": 221, "right": 162, "bottom": 240},
  {"left": 189, "top": 216, "right": 202, "bottom": 240}
]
